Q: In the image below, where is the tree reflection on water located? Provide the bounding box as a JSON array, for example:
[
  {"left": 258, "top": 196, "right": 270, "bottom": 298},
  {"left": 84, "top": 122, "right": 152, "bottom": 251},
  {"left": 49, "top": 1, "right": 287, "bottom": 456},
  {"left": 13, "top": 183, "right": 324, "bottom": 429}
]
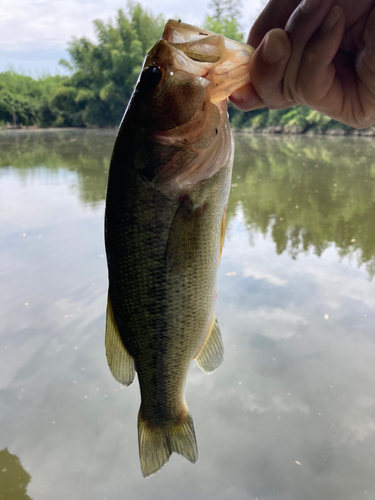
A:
[
  {"left": 228, "top": 134, "right": 375, "bottom": 278},
  {"left": 1, "top": 130, "right": 374, "bottom": 277},
  {"left": 0, "top": 448, "right": 32, "bottom": 500}
]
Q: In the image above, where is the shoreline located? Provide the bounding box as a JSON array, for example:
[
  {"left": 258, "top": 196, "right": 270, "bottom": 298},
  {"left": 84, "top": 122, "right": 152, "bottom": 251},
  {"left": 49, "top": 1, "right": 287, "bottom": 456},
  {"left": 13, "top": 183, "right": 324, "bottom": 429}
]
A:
[
  {"left": 232, "top": 126, "right": 375, "bottom": 137},
  {"left": 0, "top": 126, "right": 117, "bottom": 133},
  {"left": 2, "top": 125, "right": 375, "bottom": 137}
]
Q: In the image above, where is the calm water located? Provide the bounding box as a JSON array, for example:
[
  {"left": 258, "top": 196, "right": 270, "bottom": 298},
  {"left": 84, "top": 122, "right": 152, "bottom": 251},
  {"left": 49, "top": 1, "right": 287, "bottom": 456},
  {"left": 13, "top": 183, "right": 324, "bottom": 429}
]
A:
[{"left": 1, "top": 130, "right": 375, "bottom": 500}]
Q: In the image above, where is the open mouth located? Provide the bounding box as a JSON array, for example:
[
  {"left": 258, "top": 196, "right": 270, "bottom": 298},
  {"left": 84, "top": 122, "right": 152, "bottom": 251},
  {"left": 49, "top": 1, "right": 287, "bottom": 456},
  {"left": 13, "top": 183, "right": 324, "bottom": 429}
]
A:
[{"left": 161, "top": 19, "right": 254, "bottom": 103}]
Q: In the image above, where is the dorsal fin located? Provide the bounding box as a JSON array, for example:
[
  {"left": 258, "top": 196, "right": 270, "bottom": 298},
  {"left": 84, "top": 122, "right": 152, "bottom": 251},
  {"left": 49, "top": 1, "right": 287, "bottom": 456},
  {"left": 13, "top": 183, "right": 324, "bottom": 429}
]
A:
[
  {"left": 195, "top": 315, "right": 224, "bottom": 374},
  {"left": 105, "top": 294, "right": 135, "bottom": 386}
]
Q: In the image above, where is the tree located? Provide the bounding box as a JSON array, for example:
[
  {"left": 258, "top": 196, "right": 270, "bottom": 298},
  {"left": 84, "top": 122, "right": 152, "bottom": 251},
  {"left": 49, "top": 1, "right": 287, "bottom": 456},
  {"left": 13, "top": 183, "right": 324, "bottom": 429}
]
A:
[
  {"left": 58, "top": 3, "right": 165, "bottom": 126},
  {"left": 208, "top": 0, "right": 242, "bottom": 21},
  {"left": 204, "top": 0, "right": 244, "bottom": 41},
  {"left": 0, "top": 71, "right": 71, "bottom": 127}
]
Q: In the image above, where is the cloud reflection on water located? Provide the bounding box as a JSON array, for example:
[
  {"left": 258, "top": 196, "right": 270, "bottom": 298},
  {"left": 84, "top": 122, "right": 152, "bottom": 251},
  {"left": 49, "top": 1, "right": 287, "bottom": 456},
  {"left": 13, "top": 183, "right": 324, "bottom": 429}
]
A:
[{"left": 1, "top": 131, "right": 375, "bottom": 499}]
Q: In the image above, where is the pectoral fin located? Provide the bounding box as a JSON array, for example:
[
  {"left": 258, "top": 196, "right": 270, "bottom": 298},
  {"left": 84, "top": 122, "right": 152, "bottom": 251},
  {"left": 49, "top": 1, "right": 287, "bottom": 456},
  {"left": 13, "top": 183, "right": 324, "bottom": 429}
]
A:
[
  {"left": 166, "top": 195, "right": 207, "bottom": 272},
  {"left": 105, "top": 294, "right": 135, "bottom": 386},
  {"left": 195, "top": 315, "right": 224, "bottom": 374},
  {"left": 219, "top": 207, "right": 226, "bottom": 265}
]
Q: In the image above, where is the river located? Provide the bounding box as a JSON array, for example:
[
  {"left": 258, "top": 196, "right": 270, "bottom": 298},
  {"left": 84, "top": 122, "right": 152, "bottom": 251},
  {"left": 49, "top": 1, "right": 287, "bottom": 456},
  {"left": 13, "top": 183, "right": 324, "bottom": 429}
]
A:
[{"left": 1, "top": 130, "right": 375, "bottom": 500}]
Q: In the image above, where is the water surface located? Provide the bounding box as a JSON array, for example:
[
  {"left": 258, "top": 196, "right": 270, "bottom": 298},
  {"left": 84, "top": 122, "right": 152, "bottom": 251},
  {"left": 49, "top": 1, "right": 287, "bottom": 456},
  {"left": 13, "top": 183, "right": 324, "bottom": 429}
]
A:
[{"left": 1, "top": 130, "right": 375, "bottom": 500}]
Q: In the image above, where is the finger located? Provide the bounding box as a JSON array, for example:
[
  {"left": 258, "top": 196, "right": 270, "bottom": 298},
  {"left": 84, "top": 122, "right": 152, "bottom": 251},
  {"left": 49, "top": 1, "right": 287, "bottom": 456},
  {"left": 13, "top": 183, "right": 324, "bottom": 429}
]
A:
[
  {"left": 250, "top": 29, "right": 295, "bottom": 109},
  {"left": 340, "top": 0, "right": 373, "bottom": 30},
  {"left": 296, "top": 6, "right": 345, "bottom": 114},
  {"left": 231, "top": 29, "right": 293, "bottom": 111},
  {"left": 355, "top": 7, "right": 375, "bottom": 126},
  {"left": 283, "top": 0, "right": 336, "bottom": 101},
  {"left": 229, "top": 82, "right": 264, "bottom": 112},
  {"left": 248, "top": 0, "right": 299, "bottom": 48}
]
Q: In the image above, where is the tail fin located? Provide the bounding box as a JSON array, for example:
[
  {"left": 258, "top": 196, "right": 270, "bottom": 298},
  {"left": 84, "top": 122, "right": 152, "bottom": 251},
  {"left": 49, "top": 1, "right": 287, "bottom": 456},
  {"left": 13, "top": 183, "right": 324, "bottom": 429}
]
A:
[{"left": 138, "top": 408, "right": 198, "bottom": 478}]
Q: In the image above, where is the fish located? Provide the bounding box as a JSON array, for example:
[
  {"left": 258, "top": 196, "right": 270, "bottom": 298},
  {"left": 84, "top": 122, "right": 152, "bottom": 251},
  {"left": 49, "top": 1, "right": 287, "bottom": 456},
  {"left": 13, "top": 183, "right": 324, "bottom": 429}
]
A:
[{"left": 104, "top": 19, "right": 253, "bottom": 478}]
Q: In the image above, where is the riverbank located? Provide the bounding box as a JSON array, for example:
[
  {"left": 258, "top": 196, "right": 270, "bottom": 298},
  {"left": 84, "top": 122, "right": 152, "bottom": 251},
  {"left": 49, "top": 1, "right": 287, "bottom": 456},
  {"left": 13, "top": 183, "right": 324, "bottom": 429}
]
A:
[
  {"left": 3, "top": 124, "right": 375, "bottom": 137},
  {"left": 233, "top": 125, "right": 375, "bottom": 136},
  {"left": 0, "top": 125, "right": 116, "bottom": 133}
]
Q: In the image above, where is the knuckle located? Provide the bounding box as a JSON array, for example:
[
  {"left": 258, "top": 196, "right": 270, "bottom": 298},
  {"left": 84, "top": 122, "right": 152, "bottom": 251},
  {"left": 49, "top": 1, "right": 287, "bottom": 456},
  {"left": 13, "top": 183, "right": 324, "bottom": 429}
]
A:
[
  {"left": 266, "top": 102, "right": 284, "bottom": 110},
  {"left": 264, "top": 94, "right": 292, "bottom": 110}
]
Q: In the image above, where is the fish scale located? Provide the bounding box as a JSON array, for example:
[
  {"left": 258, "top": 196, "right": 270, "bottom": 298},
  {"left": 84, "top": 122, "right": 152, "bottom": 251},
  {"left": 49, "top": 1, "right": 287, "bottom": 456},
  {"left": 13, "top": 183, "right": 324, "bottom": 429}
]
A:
[{"left": 104, "top": 19, "right": 253, "bottom": 477}]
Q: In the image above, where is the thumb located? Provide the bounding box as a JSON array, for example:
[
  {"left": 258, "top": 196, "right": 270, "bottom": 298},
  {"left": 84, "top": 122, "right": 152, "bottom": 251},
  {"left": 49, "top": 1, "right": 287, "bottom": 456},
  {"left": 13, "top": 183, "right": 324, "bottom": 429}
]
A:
[
  {"left": 230, "top": 29, "right": 292, "bottom": 111},
  {"left": 250, "top": 28, "right": 294, "bottom": 110}
]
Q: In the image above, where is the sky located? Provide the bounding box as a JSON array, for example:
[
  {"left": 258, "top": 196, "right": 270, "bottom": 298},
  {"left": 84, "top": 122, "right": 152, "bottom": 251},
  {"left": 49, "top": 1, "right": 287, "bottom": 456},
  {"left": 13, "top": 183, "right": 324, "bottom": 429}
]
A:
[{"left": 0, "top": 0, "right": 265, "bottom": 76}]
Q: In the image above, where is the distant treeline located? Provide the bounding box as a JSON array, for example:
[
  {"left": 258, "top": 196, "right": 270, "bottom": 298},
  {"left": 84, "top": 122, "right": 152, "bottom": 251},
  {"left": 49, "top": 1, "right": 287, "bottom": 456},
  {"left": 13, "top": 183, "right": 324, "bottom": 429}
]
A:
[
  {"left": 0, "top": 2, "right": 365, "bottom": 133},
  {"left": 0, "top": 4, "right": 165, "bottom": 128}
]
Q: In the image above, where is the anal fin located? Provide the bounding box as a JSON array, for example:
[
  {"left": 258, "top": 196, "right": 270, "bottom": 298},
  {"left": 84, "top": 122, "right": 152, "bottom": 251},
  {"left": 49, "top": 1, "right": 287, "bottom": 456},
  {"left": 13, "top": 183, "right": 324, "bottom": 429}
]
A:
[
  {"left": 195, "top": 315, "right": 224, "bottom": 374},
  {"left": 105, "top": 294, "right": 135, "bottom": 386}
]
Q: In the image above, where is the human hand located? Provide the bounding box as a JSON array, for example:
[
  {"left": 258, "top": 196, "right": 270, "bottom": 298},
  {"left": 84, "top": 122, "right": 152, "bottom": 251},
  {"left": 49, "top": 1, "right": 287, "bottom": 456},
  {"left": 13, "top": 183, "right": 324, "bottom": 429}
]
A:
[{"left": 230, "top": 0, "right": 375, "bottom": 129}]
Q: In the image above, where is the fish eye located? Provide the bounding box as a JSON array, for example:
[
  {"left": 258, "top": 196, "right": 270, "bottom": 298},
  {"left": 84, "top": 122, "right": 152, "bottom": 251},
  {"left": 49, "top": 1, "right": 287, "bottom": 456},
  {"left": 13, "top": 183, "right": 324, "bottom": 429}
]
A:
[{"left": 140, "top": 66, "right": 162, "bottom": 88}]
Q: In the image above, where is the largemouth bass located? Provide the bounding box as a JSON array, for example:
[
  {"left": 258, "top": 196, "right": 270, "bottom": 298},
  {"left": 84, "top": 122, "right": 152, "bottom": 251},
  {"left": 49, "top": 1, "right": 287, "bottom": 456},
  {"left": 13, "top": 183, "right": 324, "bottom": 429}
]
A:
[{"left": 105, "top": 20, "right": 253, "bottom": 477}]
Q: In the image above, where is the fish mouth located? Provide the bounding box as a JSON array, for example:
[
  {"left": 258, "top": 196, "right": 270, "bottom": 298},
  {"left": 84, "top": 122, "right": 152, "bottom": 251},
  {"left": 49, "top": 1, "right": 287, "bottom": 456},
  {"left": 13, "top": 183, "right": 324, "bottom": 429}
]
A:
[{"left": 147, "top": 19, "right": 254, "bottom": 103}]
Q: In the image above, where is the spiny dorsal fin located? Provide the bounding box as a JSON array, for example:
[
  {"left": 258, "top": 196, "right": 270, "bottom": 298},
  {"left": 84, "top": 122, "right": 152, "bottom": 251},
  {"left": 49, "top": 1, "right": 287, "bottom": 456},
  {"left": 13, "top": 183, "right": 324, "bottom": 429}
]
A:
[
  {"left": 195, "top": 315, "right": 224, "bottom": 374},
  {"left": 105, "top": 294, "right": 135, "bottom": 386},
  {"left": 138, "top": 407, "right": 197, "bottom": 478}
]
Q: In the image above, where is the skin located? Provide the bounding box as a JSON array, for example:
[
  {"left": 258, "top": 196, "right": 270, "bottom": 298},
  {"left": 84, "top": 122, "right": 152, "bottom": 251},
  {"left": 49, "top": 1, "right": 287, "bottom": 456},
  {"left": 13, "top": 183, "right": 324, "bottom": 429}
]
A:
[
  {"left": 106, "top": 83, "right": 230, "bottom": 475},
  {"left": 106, "top": 80, "right": 227, "bottom": 427},
  {"left": 230, "top": 0, "right": 375, "bottom": 129}
]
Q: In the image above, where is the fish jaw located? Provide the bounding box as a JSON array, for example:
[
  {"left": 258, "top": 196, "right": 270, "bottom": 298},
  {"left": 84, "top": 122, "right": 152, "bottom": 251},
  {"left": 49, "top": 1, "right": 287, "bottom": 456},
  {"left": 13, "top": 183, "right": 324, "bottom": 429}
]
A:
[{"left": 160, "top": 19, "right": 254, "bottom": 103}]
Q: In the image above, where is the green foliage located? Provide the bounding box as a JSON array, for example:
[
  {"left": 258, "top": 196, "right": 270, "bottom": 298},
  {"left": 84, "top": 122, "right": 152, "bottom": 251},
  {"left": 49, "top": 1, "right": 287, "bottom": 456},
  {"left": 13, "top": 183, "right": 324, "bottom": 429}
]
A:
[
  {"left": 0, "top": 130, "right": 112, "bottom": 206},
  {"left": 227, "top": 135, "right": 375, "bottom": 278},
  {"left": 0, "top": 3, "right": 164, "bottom": 128},
  {"left": 0, "top": 2, "right": 360, "bottom": 133},
  {"left": 228, "top": 104, "right": 358, "bottom": 133},
  {"left": 208, "top": 0, "right": 242, "bottom": 22},
  {"left": 0, "top": 71, "right": 72, "bottom": 127},
  {"left": 0, "top": 449, "right": 32, "bottom": 500},
  {"left": 204, "top": 15, "right": 244, "bottom": 41},
  {"left": 277, "top": 106, "right": 332, "bottom": 130},
  {"left": 3, "top": 130, "right": 375, "bottom": 278},
  {"left": 204, "top": 0, "right": 244, "bottom": 41},
  {"left": 59, "top": 4, "right": 165, "bottom": 126}
]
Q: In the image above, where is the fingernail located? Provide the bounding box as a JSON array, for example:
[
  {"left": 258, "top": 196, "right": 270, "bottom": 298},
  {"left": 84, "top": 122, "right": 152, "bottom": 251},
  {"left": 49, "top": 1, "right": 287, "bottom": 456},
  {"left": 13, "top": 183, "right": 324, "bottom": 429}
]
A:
[
  {"left": 231, "top": 84, "right": 251, "bottom": 102},
  {"left": 321, "top": 6, "right": 342, "bottom": 32},
  {"left": 230, "top": 83, "right": 260, "bottom": 111},
  {"left": 262, "top": 33, "right": 285, "bottom": 64}
]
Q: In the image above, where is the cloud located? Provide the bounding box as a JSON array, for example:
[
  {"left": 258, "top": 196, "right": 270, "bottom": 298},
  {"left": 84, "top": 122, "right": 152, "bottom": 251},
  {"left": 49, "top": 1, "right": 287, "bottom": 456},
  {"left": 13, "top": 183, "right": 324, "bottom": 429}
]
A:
[
  {"left": 0, "top": 0, "right": 263, "bottom": 51},
  {"left": 0, "top": 0, "right": 100, "bottom": 51},
  {"left": 2, "top": 151, "right": 375, "bottom": 500},
  {"left": 0, "top": 0, "right": 263, "bottom": 72}
]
